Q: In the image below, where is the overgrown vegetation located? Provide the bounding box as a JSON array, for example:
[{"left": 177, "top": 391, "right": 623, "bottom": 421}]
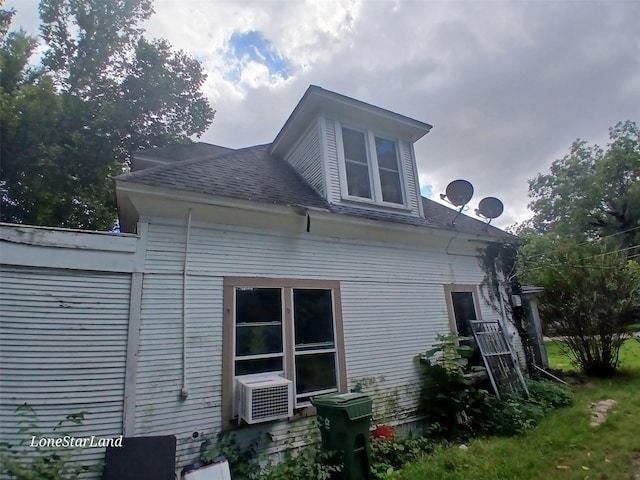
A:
[
  {"left": 530, "top": 242, "right": 639, "bottom": 377},
  {"left": 514, "top": 121, "right": 640, "bottom": 377},
  {"left": 0, "top": 405, "right": 99, "bottom": 480},
  {"left": 418, "top": 333, "right": 573, "bottom": 439},
  {"left": 417, "top": 333, "right": 488, "bottom": 437},
  {"left": 369, "top": 434, "right": 434, "bottom": 480},
  {"left": 398, "top": 343, "right": 640, "bottom": 479},
  {"left": 200, "top": 427, "right": 341, "bottom": 480}
]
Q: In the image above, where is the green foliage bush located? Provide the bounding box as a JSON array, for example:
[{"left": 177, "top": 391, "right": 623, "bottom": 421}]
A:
[
  {"left": 526, "top": 379, "right": 573, "bottom": 411},
  {"left": 418, "top": 333, "right": 489, "bottom": 438},
  {"left": 419, "top": 334, "right": 574, "bottom": 438},
  {"left": 473, "top": 393, "right": 544, "bottom": 436},
  {"left": 370, "top": 434, "right": 434, "bottom": 480},
  {"left": 0, "top": 405, "right": 99, "bottom": 480},
  {"left": 469, "top": 380, "right": 573, "bottom": 437},
  {"left": 200, "top": 428, "right": 340, "bottom": 480}
]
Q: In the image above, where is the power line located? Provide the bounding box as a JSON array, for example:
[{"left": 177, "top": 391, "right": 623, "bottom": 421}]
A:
[
  {"left": 525, "top": 262, "right": 626, "bottom": 272},
  {"left": 520, "top": 225, "right": 640, "bottom": 262},
  {"left": 595, "top": 244, "right": 640, "bottom": 257}
]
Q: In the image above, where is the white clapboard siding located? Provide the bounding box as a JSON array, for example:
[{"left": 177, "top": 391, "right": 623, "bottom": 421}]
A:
[
  {"left": 136, "top": 220, "right": 497, "bottom": 468},
  {"left": 0, "top": 266, "right": 130, "bottom": 475},
  {"left": 135, "top": 271, "right": 223, "bottom": 464},
  {"left": 285, "top": 121, "right": 324, "bottom": 196}
]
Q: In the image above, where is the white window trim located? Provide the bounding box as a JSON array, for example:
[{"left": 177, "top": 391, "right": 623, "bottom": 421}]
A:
[{"left": 335, "top": 119, "right": 409, "bottom": 208}]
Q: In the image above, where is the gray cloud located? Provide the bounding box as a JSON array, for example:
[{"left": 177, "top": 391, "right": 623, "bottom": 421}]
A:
[{"left": 7, "top": 0, "right": 639, "bottom": 228}]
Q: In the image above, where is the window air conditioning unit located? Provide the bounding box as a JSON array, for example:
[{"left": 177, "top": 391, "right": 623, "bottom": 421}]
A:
[{"left": 236, "top": 376, "right": 293, "bottom": 424}]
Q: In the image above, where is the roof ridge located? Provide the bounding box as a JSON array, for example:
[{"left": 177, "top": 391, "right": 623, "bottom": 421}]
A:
[
  {"left": 421, "top": 196, "right": 515, "bottom": 238},
  {"left": 132, "top": 141, "right": 233, "bottom": 158},
  {"left": 118, "top": 144, "right": 270, "bottom": 181}
]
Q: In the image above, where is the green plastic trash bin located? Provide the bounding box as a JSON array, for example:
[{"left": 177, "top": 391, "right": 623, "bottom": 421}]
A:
[{"left": 311, "top": 392, "right": 373, "bottom": 480}]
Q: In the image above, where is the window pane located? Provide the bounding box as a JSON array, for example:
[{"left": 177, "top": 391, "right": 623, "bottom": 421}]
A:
[
  {"left": 235, "top": 288, "right": 283, "bottom": 356},
  {"left": 293, "top": 289, "right": 334, "bottom": 349},
  {"left": 295, "top": 353, "right": 337, "bottom": 395},
  {"left": 342, "top": 128, "right": 367, "bottom": 163},
  {"left": 343, "top": 127, "right": 372, "bottom": 199},
  {"left": 236, "top": 288, "right": 281, "bottom": 324},
  {"left": 236, "top": 325, "right": 283, "bottom": 356},
  {"left": 235, "top": 356, "right": 283, "bottom": 376},
  {"left": 345, "top": 161, "right": 372, "bottom": 198},
  {"left": 379, "top": 169, "right": 403, "bottom": 204},
  {"left": 375, "top": 137, "right": 399, "bottom": 171},
  {"left": 451, "top": 291, "right": 477, "bottom": 337}
]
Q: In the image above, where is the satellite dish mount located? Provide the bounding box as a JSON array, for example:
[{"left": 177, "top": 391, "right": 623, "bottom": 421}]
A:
[
  {"left": 440, "top": 179, "right": 474, "bottom": 225},
  {"left": 475, "top": 197, "right": 504, "bottom": 225}
]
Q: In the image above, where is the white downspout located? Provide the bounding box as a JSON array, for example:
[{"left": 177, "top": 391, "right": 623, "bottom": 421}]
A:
[{"left": 181, "top": 209, "right": 192, "bottom": 399}]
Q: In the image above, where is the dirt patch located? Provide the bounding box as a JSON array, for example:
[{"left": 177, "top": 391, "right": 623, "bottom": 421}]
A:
[
  {"left": 589, "top": 399, "right": 618, "bottom": 426},
  {"left": 633, "top": 454, "right": 640, "bottom": 480}
]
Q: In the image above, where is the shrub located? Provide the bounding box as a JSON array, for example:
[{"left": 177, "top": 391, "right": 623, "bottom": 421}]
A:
[
  {"left": 526, "top": 379, "right": 573, "bottom": 411},
  {"left": 418, "top": 333, "right": 488, "bottom": 438},
  {"left": 370, "top": 433, "right": 434, "bottom": 479},
  {"left": 260, "top": 445, "right": 341, "bottom": 480},
  {"left": 418, "top": 335, "right": 574, "bottom": 439},
  {"left": 473, "top": 394, "right": 544, "bottom": 436},
  {"left": 200, "top": 432, "right": 264, "bottom": 480},
  {"left": 0, "top": 404, "right": 98, "bottom": 480},
  {"left": 200, "top": 427, "right": 340, "bottom": 480},
  {"left": 535, "top": 242, "right": 639, "bottom": 377},
  {"left": 472, "top": 380, "right": 573, "bottom": 436}
]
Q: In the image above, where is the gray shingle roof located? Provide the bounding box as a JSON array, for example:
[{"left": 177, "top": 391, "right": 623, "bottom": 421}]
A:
[
  {"left": 117, "top": 142, "right": 514, "bottom": 241},
  {"left": 118, "top": 144, "right": 329, "bottom": 209},
  {"left": 133, "top": 142, "right": 234, "bottom": 161}
]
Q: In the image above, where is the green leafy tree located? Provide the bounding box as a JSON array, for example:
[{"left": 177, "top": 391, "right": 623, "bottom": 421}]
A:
[
  {"left": 514, "top": 123, "right": 640, "bottom": 376},
  {"left": 0, "top": 0, "right": 215, "bottom": 229},
  {"left": 532, "top": 241, "right": 639, "bottom": 377},
  {"left": 524, "top": 120, "right": 640, "bottom": 249}
]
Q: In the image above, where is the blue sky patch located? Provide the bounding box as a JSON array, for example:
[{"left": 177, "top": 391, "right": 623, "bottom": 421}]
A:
[
  {"left": 226, "top": 30, "right": 291, "bottom": 82},
  {"left": 420, "top": 184, "right": 434, "bottom": 198}
]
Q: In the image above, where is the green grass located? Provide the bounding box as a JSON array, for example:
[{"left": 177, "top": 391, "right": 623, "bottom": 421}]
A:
[
  {"left": 546, "top": 337, "right": 640, "bottom": 372},
  {"left": 625, "top": 322, "right": 640, "bottom": 333},
  {"left": 396, "top": 339, "right": 640, "bottom": 480}
]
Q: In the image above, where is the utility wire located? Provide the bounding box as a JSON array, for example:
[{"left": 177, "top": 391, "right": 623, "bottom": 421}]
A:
[
  {"left": 595, "top": 244, "right": 640, "bottom": 257},
  {"left": 520, "top": 225, "right": 640, "bottom": 262}
]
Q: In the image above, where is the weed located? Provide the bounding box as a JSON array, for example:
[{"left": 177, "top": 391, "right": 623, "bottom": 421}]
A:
[{"left": 0, "top": 404, "right": 100, "bottom": 480}]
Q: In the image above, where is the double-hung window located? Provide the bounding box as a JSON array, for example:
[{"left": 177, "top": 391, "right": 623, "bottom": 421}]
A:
[
  {"left": 339, "top": 124, "right": 406, "bottom": 206},
  {"left": 223, "top": 278, "right": 347, "bottom": 425}
]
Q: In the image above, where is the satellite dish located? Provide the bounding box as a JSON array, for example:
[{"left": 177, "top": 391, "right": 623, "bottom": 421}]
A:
[
  {"left": 476, "top": 197, "right": 504, "bottom": 221},
  {"left": 444, "top": 179, "right": 474, "bottom": 207}
]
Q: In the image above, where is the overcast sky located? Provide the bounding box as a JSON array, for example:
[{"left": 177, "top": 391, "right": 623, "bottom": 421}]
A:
[{"left": 8, "top": 0, "right": 640, "bottom": 228}]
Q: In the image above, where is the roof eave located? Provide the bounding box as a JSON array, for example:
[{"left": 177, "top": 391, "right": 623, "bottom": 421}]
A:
[
  {"left": 116, "top": 179, "right": 509, "bottom": 245},
  {"left": 269, "top": 85, "right": 433, "bottom": 157}
]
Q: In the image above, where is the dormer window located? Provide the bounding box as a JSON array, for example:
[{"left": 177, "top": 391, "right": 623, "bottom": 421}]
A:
[{"left": 337, "top": 123, "right": 406, "bottom": 206}]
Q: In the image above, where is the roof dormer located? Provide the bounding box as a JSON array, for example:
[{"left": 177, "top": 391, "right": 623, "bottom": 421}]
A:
[{"left": 269, "top": 86, "right": 432, "bottom": 216}]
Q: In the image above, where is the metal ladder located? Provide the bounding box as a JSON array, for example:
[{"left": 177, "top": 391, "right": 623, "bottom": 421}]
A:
[{"left": 470, "top": 319, "right": 529, "bottom": 398}]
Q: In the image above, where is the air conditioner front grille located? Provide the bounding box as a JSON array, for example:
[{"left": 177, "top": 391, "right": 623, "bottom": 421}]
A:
[
  {"left": 237, "top": 376, "right": 293, "bottom": 424},
  {"left": 251, "top": 384, "right": 290, "bottom": 420}
]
